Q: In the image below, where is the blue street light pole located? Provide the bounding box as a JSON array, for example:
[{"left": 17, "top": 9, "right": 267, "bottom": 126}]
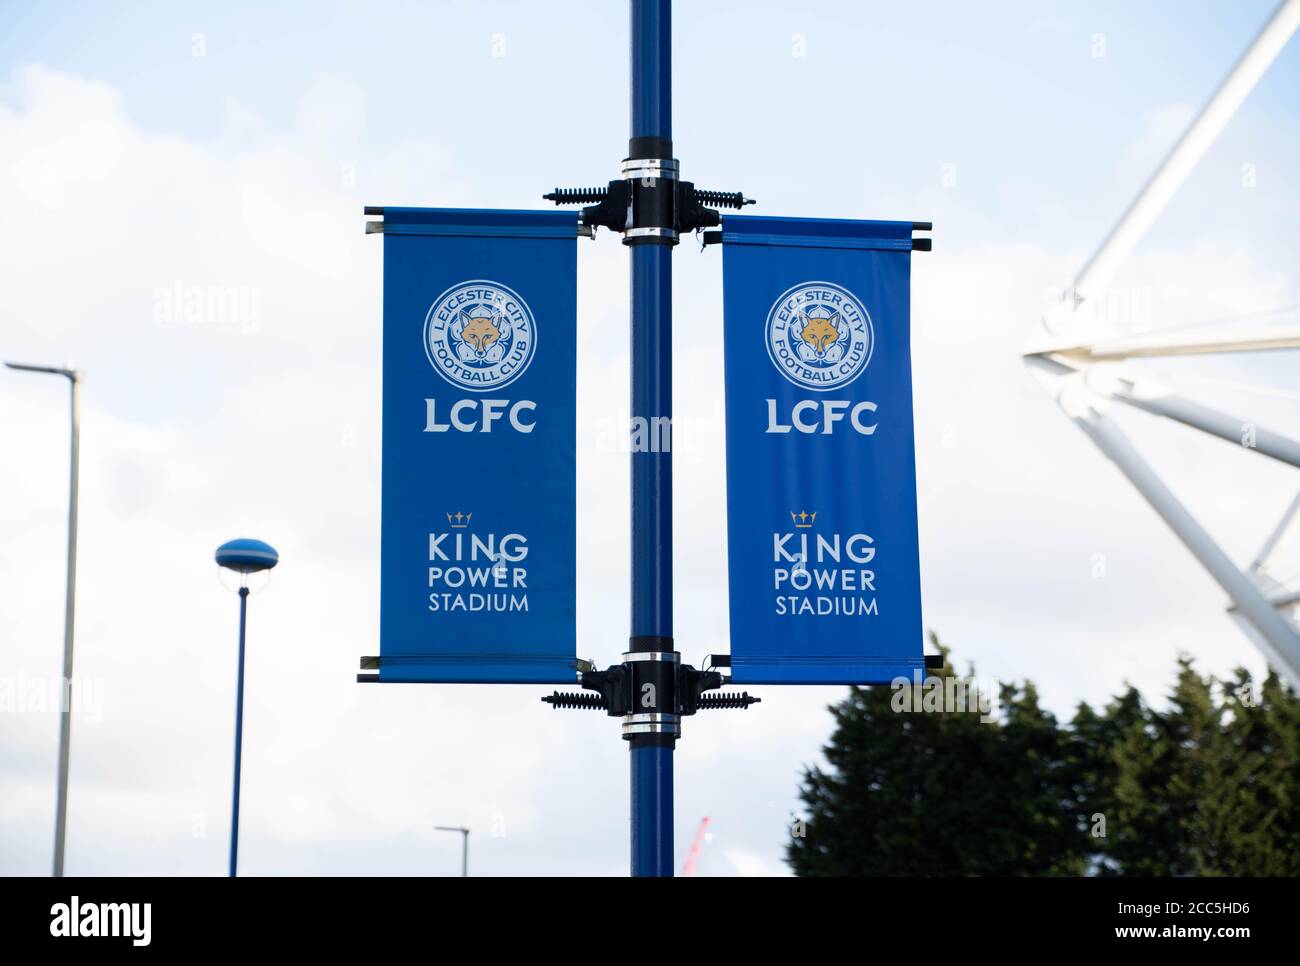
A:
[
  {"left": 230, "top": 584, "right": 249, "bottom": 877},
  {"left": 628, "top": 0, "right": 676, "bottom": 878},
  {"left": 215, "top": 537, "right": 278, "bottom": 877},
  {"left": 543, "top": 0, "right": 756, "bottom": 877}
]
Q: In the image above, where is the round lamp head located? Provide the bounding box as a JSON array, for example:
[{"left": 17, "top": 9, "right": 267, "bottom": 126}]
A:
[{"left": 215, "top": 538, "right": 279, "bottom": 574}]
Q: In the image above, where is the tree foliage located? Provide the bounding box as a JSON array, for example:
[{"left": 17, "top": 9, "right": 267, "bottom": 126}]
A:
[{"left": 787, "top": 637, "right": 1300, "bottom": 876}]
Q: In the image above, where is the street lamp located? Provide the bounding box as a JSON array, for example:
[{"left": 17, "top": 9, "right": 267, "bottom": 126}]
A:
[
  {"left": 434, "top": 825, "right": 470, "bottom": 876},
  {"left": 5, "top": 361, "right": 82, "bottom": 878},
  {"left": 215, "top": 537, "right": 278, "bottom": 877}
]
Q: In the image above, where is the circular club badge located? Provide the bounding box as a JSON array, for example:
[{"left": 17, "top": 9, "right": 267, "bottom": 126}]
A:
[
  {"left": 424, "top": 280, "right": 537, "bottom": 392},
  {"left": 765, "top": 281, "right": 874, "bottom": 391}
]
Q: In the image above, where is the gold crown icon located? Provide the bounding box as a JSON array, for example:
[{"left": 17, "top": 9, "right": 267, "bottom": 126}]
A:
[
  {"left": 790, "top": 510, "right": 816, "bottom": 529},
  {"left": 447, "top": 511, "right": 473, "bottom": 528}
]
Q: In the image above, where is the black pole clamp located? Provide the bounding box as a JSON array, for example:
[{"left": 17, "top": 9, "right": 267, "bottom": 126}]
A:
[
  {"left": 542, "top": 647, "right": 761, "bottom": 729},
  {"left": 544, "top": 159, "right": 753, "bottom": 245}
]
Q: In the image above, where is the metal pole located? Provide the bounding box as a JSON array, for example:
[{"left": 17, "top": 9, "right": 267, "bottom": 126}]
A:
[
  {"left": 1065, "top": 393, "right": 1300, "bottom": 688},
  {"left": 434, "top": 825, "right": 470, "bottom": 876},
  {"left": 1250, "top": 488, "right": 1300, "bottom": 574},
  {"left": 52, "top": 370, "right": 80, "bottom": 878},
  {"left": 1067, "top": 0, "right": 1300, "bottom": 306},
  {"left": 5, "top": 362, "right": 82, "bottom": 877},
  {"left": 229, "top": 585, "right": 249, "bottom": 877},
  {"left": 1110, "top": 381, "right": 1300, "bottom": 469},
  {"left": 628, "top": 0, "right": 676, "bottom": 878},
  {"left": 1054, "top": 362, "right": 1300, "bottom": 469}
]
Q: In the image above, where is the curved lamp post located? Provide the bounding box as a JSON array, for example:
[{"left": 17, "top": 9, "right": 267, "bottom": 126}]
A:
[
  {"left": 5, "top": 361, "right": 82, "bottom": 877},
  {"left": 215, "top": 537, "right": 278, "bottom": 877},
  {"left": 434, "top": 825, "right": 470, "bottom": 876}
]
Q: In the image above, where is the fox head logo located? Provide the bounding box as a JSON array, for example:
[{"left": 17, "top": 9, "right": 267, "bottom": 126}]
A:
[
  {"left": 450, "top": 310, "right": 511, "bottom": 365},
  {"left": 797, "top": 313, "right": 843, "bottom": 360},
  {"left": 460, "top": 315, "right": 502, "bottom": 357},
  {"left": 794, "top": 310, "right": 847, "bottom": 365}
]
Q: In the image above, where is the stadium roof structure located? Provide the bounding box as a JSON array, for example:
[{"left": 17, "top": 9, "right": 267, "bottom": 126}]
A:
[{"left": 1024, "top": 0, "right": 1300, "bottom": 687}]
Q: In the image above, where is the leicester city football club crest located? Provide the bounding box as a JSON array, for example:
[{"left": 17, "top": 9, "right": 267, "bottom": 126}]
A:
[
  {"left": 765, "top": 281, "right": 874, "bottom": 391},
  {"left": 424, "top": 279, "right": 537, "bottom": 391}
]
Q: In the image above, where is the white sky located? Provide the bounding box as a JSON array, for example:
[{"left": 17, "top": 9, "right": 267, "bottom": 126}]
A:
[{"left": 1, "top": 0, "right": 1298, "bottom": 876}]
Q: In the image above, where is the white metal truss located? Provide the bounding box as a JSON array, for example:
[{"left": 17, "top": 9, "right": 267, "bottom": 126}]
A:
[{"left": 1024, "top": 0, "right": 1300, "bottom": 687}]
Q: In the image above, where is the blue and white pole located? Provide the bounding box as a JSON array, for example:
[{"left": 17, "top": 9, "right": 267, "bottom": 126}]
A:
[{"left": 215, "top": 537, "right": 278, "bottom": 877}]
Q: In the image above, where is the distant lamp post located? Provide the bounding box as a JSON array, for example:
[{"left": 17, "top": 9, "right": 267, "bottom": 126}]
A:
[
  {"left": 5, "top": 361, "right": 82, "bottom": 878},
  {"left": 215, "top": 537, "right": 278, "bottom": 877},
  {"left": 435, "top": 825, "right": 470, "bottom": 877}
]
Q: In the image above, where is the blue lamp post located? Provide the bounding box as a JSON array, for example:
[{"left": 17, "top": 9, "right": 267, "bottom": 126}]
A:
[{"left": 215, "top": 537, "right": 278, "bottom": 877}]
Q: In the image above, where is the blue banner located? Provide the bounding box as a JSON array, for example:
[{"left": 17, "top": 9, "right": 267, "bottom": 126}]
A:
[
  {"left": 721, "top": 215, "right": 923, "bottom": 684},
  {"left": 377, "top": 208, "right": 579, "bottom": 683}
]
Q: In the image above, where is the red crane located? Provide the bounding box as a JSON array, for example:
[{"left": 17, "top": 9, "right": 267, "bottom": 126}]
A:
[{"left": 681, "top": 816, "right": 711, "bottom": 877}]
